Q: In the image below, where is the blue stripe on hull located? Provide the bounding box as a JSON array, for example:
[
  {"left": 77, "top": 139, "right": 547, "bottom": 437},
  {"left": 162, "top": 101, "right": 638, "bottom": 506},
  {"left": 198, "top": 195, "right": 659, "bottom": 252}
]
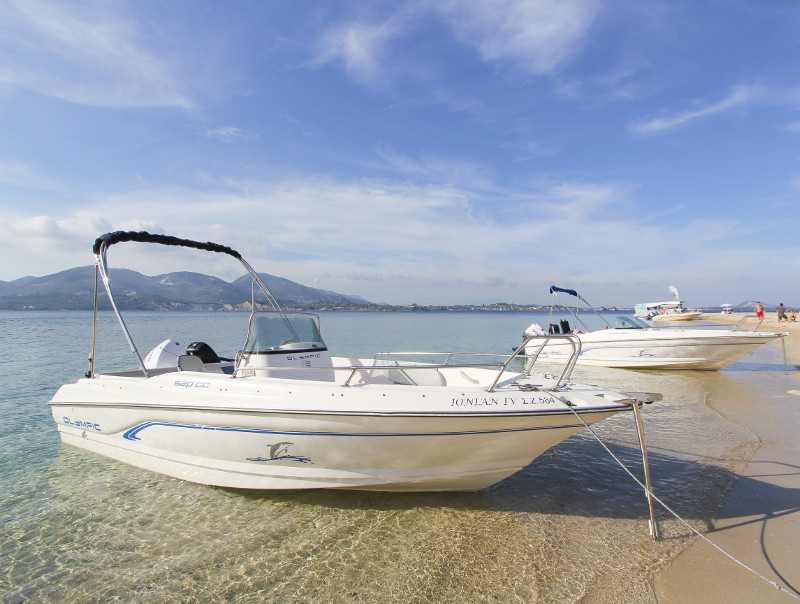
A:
[{"left": 122, "top": 420, "right": 585, "bottom": 441}]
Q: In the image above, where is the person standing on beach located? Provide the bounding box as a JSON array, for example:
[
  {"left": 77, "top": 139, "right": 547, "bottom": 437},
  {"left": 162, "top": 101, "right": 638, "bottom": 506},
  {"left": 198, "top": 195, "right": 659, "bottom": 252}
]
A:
[
  {"left": 777, "top": 303, "right": 789, "bottom": 322},
  {"left": 755, "top": 302, "right": 764, "bottom": 319}
]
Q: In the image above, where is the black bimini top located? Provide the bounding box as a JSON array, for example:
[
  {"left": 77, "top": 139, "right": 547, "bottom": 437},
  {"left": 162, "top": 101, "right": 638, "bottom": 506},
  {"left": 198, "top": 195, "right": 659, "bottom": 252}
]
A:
[{"left": 93, "top": 231, "right": 242, "bottom": 260}]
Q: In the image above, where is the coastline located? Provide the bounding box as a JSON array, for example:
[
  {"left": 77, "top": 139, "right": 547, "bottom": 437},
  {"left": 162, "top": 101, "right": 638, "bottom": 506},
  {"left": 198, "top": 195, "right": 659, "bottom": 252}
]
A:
[{"left": 651, "top": 312, "right": 800, "bottom": 602}]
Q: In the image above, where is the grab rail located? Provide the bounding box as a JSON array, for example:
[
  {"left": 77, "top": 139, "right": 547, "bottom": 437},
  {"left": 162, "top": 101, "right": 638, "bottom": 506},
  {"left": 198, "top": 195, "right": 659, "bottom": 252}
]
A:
[
  {"left": 338, "top": 333, "right": 582, "bottom": 392},
  {"left": 517, "top": 334, "right": 581, "bottom": 388},
  {"left": 732, "top": 314, "right": 764, "bottom": 332},
  {"left": 341, "top": 353, "right": 507, "bottom": 388}
]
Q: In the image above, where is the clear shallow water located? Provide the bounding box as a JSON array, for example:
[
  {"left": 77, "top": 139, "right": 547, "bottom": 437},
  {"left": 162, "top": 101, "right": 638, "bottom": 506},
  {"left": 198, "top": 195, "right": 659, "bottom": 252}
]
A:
[{"left": 0, "top": 310, "right": 792, "bottom": 602}]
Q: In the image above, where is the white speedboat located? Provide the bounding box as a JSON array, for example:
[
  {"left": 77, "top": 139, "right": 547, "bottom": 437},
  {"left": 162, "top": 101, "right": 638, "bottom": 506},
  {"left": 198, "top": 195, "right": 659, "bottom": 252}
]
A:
[
  {"left": 634, "top": 284, "right": 702, "bottom": 321},
  {"left": 635, "top": 302, "right": 702, "bottom": 322},
  {"left": 523, "top": 286, "right": 785, "bottom": 370},
  {"left": 50, "top": 232, "right": 660, "bottom": 492}
]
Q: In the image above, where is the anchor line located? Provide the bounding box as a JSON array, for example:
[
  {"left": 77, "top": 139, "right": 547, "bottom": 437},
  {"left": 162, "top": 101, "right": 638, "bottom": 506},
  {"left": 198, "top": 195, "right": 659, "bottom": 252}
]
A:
[{"left": 562, "top": 402, "right": 800, "bottom": 601}]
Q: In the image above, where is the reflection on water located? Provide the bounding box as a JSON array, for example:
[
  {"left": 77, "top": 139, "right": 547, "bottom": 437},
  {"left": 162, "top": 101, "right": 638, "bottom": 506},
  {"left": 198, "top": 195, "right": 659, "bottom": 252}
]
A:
[{"left": 0, "top": 311, "right": 792, "bottom": 602}]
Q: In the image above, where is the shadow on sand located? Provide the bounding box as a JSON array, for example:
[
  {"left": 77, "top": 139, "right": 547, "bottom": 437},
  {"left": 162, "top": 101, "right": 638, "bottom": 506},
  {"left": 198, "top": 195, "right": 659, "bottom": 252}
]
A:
[{"left": 225, "top": 440, "right": 798, "bottom": 533}]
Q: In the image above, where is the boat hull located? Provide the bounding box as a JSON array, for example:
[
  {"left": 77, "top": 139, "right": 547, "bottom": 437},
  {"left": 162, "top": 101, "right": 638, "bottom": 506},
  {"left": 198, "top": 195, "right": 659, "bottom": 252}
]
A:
[
  {"left": 525, "top": 329, "right": 783, "bottom": 370},
  {"left": 50, "top": 371, "right": 630, "bottom": 491}
]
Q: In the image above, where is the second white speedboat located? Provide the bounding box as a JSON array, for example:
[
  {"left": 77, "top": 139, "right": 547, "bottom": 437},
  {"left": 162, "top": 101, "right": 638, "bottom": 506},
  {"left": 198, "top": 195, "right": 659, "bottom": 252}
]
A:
[
  {"left": 49, "top": 233, "right": 661, "bottom": 492},
  {"left": 634, "top": 284, "right": 702, "bottom": 321},
  {"left": 523, "top": 286, "right": 786, "bottom": 370}
]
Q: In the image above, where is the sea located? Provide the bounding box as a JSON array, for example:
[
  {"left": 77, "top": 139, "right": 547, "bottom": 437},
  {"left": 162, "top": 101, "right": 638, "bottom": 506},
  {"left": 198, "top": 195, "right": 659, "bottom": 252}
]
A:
[{"left": 0, "top": 309, "right": 795, "bottom": 603}]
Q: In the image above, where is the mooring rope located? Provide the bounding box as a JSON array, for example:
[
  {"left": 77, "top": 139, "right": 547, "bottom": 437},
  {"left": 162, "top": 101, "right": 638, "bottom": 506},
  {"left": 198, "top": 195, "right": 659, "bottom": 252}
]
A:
[{"left": 567, "top": 404, "right": 800, "bottom": 601}]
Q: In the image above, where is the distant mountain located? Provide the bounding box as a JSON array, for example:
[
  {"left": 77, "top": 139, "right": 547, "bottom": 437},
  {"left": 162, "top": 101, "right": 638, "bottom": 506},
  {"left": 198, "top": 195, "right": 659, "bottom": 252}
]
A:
[
  {"left": 230, "top": 274, "right": 369, "bottom": 306},
  {"left": 0, "top": 266, "right": 371, "bottom": 310},
  {"left": 736, "top": 300, "right": 779, "bottom": 311}
]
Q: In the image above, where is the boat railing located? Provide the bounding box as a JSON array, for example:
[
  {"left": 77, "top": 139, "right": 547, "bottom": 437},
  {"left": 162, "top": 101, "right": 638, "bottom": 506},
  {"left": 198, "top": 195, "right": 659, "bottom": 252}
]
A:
[
  {"left": 731, "top": 314, "right": 765, "bottom": 332},
  {"left": 339, "top": 334, "right": 581, "bottom": 391},
  {"left": 340, "top": 354, "right": 507, "bottom": 389},
  {"left": 517, "top": 333, "right": 581, "bottom": 388}
]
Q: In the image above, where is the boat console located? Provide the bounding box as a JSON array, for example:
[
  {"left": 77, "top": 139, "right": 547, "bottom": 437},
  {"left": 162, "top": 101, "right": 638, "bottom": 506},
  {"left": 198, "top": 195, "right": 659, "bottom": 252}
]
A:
[{"left": 236, "top": 312, "right": 335, "bottom": 381}]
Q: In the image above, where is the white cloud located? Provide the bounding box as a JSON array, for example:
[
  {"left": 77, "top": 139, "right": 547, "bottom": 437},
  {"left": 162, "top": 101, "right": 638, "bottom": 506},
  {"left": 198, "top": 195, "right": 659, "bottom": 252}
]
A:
[
  {"left": 0, "top": 212, "right": 112, "bottom": 275},
  {"left": 629, "top": 85, "right": 757, "bottom": 135},
  {"left": 534, "top": 181, "right": 637, "bottom": 217},
  {"left": 598, "top": 68, "right": 642, "bottom": 102},
  {"left": 0, "top": 212, "right": 110, "bottom": 243},
  {"left": 504, "top": 140, "right": 559, "bottom": 161},
  {"left": 313, "top": 18, "right": 402, "bottom": 85},
  {"left": 433, "top": 0, "right": 601, "bottom": 74},
  {"left": 554, "top": 78, "right": 582, "bottom": 98},
  {"left": 376, "top": 146, "right": 492, "bottom": 188},
  {"left": 201, "top": 127, "right": 258, "bottom": 143},
  {"left": 0, "top": 162, "right": 63, "bottom": 191},
  {"left": 0, "top": 0, "right": 191, "bottom": 108},
  {"left": 1, "top": 176, "right": 784, "bottom": 305},
  {"left": 429, "top": 89, "right": 486, "bottom": 115},
  {"left": 311, "top": 0, "right": 599, "bottom": 88}
]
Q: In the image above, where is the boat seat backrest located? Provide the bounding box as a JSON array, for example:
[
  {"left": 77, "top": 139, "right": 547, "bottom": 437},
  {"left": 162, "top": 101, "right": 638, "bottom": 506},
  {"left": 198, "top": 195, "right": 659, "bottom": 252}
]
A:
[
  {"left": 178, "top": 354, "right": 205, "bottom": 372},
  {"left": 387, "top": 367, "right": 447, "bottom": 387},
  {"left": 372, "top": 359, "right": 447, "bottom": 386}
]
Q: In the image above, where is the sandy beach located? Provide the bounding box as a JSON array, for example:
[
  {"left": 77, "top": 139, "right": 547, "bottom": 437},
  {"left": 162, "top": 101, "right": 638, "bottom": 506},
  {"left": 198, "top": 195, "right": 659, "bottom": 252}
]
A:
[{"left": 652, "top": 312, "right": 800, "bottom": 602}]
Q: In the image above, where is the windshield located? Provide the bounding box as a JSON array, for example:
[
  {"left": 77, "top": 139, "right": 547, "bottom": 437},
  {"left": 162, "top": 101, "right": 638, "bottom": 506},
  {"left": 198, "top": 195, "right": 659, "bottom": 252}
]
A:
[
  {"left": 614, "top": 316, "right": 648, "bottom": 329},
  {"left": 244, "top": 312, "right": 327, "bottom": 353}
]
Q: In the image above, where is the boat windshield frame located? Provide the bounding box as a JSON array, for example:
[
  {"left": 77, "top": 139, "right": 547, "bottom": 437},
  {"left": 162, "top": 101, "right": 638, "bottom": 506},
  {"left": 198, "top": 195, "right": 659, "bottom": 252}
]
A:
[
  {"left": 614, "top": 316, "right": 649, "bottom": 329},
  {"left": 241, "top": 311, "right": 326, "bottom": 355}
]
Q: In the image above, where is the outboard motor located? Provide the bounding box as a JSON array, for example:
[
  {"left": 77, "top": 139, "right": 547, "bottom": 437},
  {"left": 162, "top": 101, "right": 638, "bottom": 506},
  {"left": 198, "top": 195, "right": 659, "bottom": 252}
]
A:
[
  {"left": 548, "top": 323, "right": 560, "bottom": 334},
  {"left": 523, "top": 323, "right": 546, "bottom": 338},
  {"left": 186, "top": 341, "right": 222, "bottom": 364},
  {"left": 143, "top": 339, "right": 184, "bottom": 370},
  {"left": 560, "top": 320, "right": 571, "bottom": 334}
]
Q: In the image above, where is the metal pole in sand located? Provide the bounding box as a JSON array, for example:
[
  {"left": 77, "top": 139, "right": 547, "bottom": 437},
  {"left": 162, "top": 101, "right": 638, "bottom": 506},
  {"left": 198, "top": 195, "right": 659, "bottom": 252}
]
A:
[{"left": 632, "top": 400, "right": 659, "bottom": 539}]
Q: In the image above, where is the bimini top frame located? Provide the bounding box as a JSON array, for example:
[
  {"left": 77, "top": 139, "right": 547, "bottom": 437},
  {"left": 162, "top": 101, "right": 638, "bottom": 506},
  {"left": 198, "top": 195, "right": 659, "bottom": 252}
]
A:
[
  {"left": 548, "top": 285, "right": 613, "bottom": 332},
  {"left": 89, "top": 231, "right": 289, "bottom": 378}
]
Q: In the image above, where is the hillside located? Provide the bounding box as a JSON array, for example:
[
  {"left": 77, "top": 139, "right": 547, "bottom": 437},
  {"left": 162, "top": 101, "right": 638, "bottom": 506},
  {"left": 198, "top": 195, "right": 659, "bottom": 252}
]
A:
[
  {"left": 0, "top": 266, "right": 370, "bottom": 310},
  {"left": 735, "top": 300, "right": 783, "bottom": 312}
]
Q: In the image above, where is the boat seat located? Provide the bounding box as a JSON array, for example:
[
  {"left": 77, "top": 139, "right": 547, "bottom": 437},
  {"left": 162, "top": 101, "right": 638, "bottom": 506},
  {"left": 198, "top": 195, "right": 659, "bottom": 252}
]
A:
[
  {"left": 372, "top": 359, "right": 446, "bottom": 386},
  {"left": 177, "top": 354, "right": 205, "bottom": 372},
  {"left": 387, "top": 366, "right": 446, "bottom": 387}
]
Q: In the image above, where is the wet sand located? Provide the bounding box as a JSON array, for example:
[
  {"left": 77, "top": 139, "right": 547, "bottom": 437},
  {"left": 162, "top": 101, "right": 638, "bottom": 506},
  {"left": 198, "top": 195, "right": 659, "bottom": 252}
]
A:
[{"left": 653, "top": 313, "right": 800, "bottom": 602}]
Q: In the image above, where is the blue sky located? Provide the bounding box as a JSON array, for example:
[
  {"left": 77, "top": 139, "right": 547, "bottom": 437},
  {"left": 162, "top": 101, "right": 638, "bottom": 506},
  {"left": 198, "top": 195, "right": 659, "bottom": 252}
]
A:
[{"left": 1, "top": 0, "right": 798, "bottom": 307}]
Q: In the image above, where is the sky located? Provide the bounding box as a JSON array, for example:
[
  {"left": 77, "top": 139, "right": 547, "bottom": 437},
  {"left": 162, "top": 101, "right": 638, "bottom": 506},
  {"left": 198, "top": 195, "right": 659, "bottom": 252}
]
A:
[{"left": 1, "top": 0, "right": 799, "bottom": 307}]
